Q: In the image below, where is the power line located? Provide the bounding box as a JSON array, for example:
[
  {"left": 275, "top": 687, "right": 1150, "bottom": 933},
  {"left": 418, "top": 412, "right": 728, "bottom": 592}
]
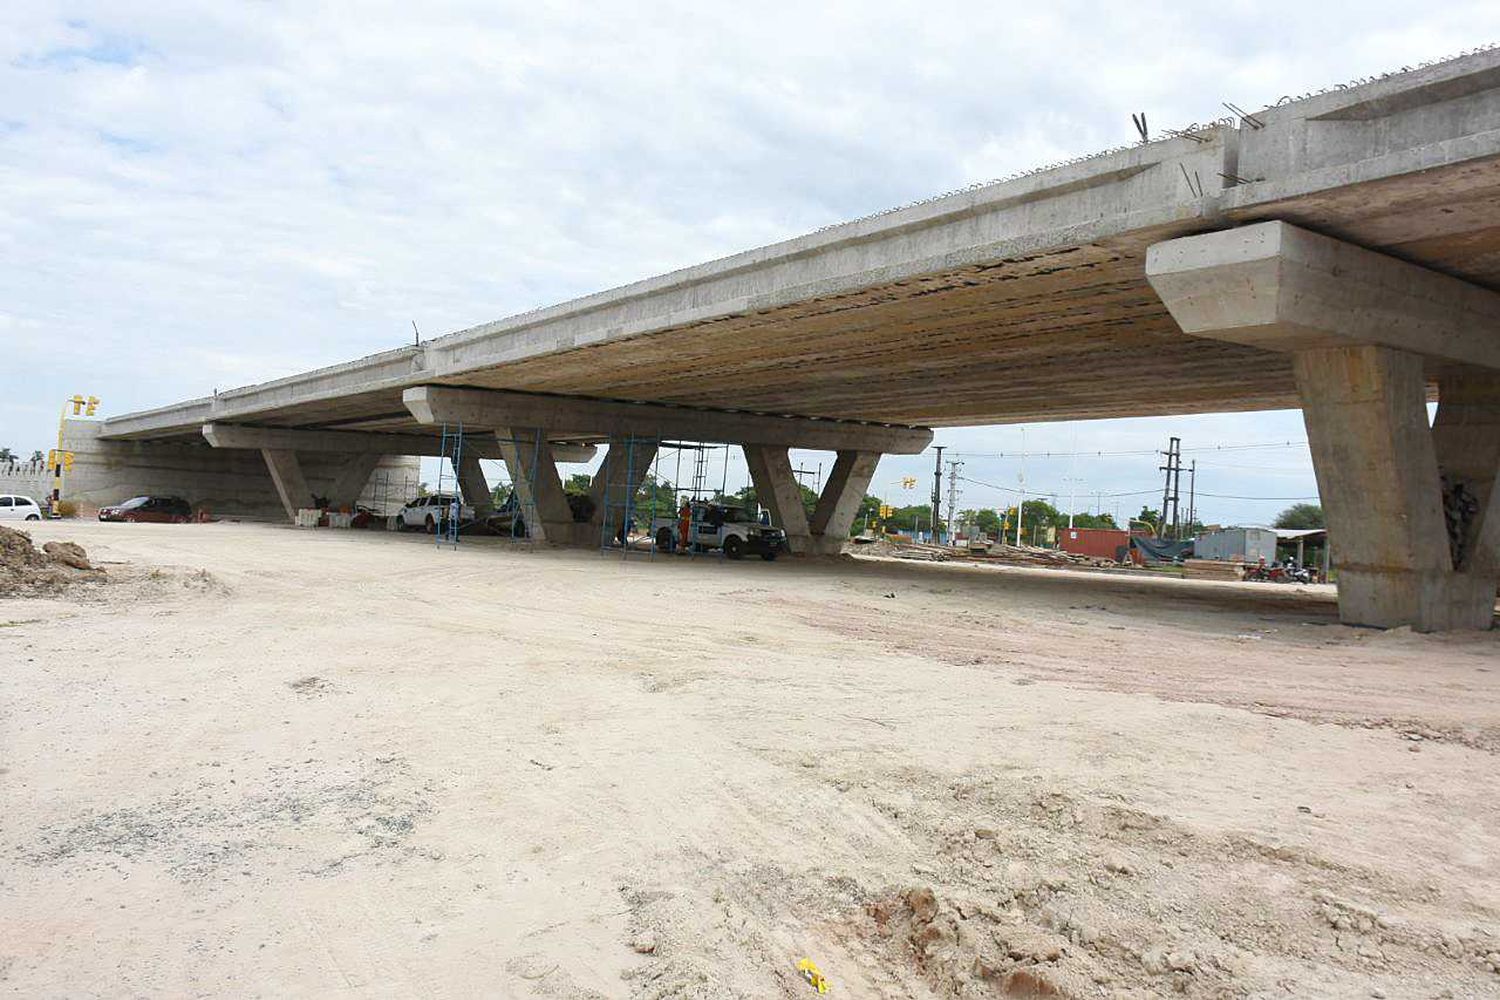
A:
[
  {"left": 957, "top": 475, "right": 1316, "bottom": 504},
  {"left": 945, "top": 439, "right": 1308, "bottom": 460}
]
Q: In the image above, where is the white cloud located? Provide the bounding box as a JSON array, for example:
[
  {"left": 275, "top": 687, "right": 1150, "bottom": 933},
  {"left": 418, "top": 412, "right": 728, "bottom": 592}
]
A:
[{"left": 3, "top": 1, "right": 1497, "bottom": 525}]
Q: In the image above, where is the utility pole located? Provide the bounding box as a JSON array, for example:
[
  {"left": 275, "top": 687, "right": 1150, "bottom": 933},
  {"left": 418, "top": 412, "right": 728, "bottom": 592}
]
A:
[
  {"left": 945, "top": 458, "right": 963, "bottom": 540},
  {"left": 931, "top": 446, "right": 945, "bottom": 544},
  {"left": 1015, "top": 427, "right": 1027, "bottom": 547},
  {"left": 1187, "top": 460, "right": 1197, "bottom": 534},
  {"left": 1158, "top": 436, "right": 1182, "bottom": 539}
]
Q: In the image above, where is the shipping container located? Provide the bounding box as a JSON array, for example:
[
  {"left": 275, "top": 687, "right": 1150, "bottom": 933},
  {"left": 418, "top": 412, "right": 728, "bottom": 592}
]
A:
[
  {"left": 1059, "top": 527, "right": 1130, "bottom": 560},
  {"left": 1193, "top": 526, "right": 1278, "bottom": 563}
]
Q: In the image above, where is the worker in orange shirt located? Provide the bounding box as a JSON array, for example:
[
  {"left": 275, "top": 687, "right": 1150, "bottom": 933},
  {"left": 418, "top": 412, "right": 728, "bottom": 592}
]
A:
[{"left": 678, "top": 499, "right": 692, "bottom": 552}]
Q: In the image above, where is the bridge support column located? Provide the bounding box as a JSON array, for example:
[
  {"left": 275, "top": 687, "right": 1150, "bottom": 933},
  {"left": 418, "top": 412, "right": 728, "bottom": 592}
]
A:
[
  {"left": 1147, "top": 220, "right": 1500, "bottom": 630},
  {"left": 326, "top": 453, "right": 381, "bottom": 512},
  {"left": 496, "top": 428, "right": 585, "bottom": 544},
  {"left": 744, "top": 445, "right": 881, "bottom": 556},
  {"left": 453, "top": 452, "right": 495, "bottom": 519},
  {"left": 1294, "top": 348, "right": 1498, "bottom": 630},
  {"left": 809, "top": 450, "right": 881, "bottom": 555},
  {"left": 261, "top": 449, "right": 313, "bottom": 522},
  {"left": 744, "top": 445, "right": 812, "bottom": 554},
  {"left": 589, "top": 437, "right": 660, "bottom": 544}
]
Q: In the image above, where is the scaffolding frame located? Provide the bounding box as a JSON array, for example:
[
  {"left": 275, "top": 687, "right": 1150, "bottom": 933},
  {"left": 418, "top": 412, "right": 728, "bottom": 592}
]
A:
[
  {"left": 433, "top": 422, "right": 464, "bottom": 547},
  {"left": 597, "top": 433, "right": 662, "bottom": 559}
]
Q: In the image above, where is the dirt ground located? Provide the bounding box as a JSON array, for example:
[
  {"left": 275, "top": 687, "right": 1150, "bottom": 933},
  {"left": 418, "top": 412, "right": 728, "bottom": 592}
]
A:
[{"left": 2, "top": 522, "right": 1498, "bottom": 999}]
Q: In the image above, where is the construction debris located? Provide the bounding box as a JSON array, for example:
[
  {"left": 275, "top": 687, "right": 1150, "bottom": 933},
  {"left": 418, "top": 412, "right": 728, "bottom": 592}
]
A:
[{"left": 0, "top": 527, "right": 106, "bottom": 596}]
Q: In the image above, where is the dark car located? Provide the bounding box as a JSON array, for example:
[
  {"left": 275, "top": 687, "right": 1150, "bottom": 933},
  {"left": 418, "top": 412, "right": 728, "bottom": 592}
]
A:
[{"left": 98, "top": 495, "right": 194, "bottom": 523}]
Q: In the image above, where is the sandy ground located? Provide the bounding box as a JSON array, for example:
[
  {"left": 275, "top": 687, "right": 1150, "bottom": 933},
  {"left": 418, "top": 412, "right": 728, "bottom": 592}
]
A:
[{"left": 2, "top": 521, "right": 1498, "bottom": 999}]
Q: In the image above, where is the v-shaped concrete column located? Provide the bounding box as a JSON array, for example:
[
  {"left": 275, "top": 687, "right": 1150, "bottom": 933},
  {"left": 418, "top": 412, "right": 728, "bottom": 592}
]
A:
[
  {"left": 261, "top": 449, "right": 313, "bottom": 522},
  {"left": 744, "top": 445, "right": 881, "bottom": 555},
  {"left": 453, "top": 452, "right": 495, "bottom": 519},
  {"left": 1148, "top": 221, "right": 1500, "bottom": 630},
  {"left": 496, "top": 428, "right": 581, "bottom": 543},
  {"left": 326, "top": 453, "right": 381, "bottom": 511},
  {"left": 589, "top": 437, "right": 660, "bottom": 543}
]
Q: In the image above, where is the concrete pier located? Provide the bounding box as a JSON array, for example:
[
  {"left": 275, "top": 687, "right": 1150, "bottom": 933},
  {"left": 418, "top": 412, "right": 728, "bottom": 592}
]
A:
[{"left": 1148, "top": 223, "right": 1500, "bottom": 630}]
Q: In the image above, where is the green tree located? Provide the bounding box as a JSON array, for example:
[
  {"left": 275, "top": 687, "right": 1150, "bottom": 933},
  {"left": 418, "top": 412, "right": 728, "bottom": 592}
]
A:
[
  {"left": 961, "top": 508, "right": 1001, "bottom": 535},
  {"left": 29, "top": 450, "right": 43, "bottom": 463},
  {"left": 0, "top": 447, "right": 14, "bottom": 463},
  {"left": 1068, "top": 511, "right": 1118, "bottom": 529},
  {"left": 564, "top": 473, "right": 593, "bottom": 494},
  {"left": 1274, "top": 503, "right": 1324, "bottom": 529}
]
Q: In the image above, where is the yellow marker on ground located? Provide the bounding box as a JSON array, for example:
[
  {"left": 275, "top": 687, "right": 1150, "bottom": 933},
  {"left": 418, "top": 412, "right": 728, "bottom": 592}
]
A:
[{"left": 796, "top": 957, "right": 830, "bottom": 993}]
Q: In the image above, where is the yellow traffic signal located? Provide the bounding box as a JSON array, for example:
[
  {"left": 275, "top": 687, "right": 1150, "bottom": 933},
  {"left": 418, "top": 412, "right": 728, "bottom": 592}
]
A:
[
  {"left": 47, "top": 449, "right": 57, "bottom": 467},
  {"left": 900, "top": 476, "right": 917, "bottom": 489},
  {"left": 879, "top": 504, "right": 893, "bottom": 518},
  {"left": 85, "top": 396, "right": 100, "bottom": 416},
  {"left": 63, "top": 452, "right": 75, "bottom": 471},
  {"left": 69, "top": 394, "right": 87, "bottom": 415}
]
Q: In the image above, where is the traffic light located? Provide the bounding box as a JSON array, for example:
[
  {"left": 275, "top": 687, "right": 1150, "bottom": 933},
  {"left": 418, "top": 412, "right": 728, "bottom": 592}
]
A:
[
  {"left": 900, "top": 476, "right": 917, "bottom": 490},
  {"left": 85, "top": 396, "right": 99, "bottom": 416},
  {"left": 69, "top": 394, "right": 86, "bottom": 415},
  {"left": 47, "top": 449, "right": 57, "bottom": 468},
  {"left": 63, "top": 452, "right": 75, "bottom": 471},
  {"left": 879, "top": 504, "right": 893, "bottom": 518}
]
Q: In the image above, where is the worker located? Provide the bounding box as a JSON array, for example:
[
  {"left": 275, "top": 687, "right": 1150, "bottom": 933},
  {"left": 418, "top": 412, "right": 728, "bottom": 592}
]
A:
[{"left": 678, "top": 500, "right": 691, "bottom": 551}]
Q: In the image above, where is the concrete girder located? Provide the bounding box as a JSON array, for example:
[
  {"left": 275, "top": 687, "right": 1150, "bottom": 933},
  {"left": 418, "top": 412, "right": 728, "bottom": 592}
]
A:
[
  {"left": 261, "top": 449, "right": 312, "bottom": 522},
  {"left": 402, "top": 386, "right": 932, "bottom": 454},
  {"left": 1145, "top": 220, "right": 1500, "bottom": 371},
  {"left": 203, "top": 422, "right": 596, "bottom": 463},
  {"left": 326, "top": 453, "right": 381, "bottom": 511}
]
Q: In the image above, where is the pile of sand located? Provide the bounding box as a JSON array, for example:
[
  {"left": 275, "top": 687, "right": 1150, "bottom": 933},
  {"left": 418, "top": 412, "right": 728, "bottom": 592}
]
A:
[{"left": 0, "top": 526, "right": 106, "bottom": 596}]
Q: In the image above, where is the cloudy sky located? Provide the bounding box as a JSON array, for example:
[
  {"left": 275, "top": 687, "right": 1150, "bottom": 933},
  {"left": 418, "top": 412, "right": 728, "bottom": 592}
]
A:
[{"left": 4, "top": 3, "right": 1498, "bottom": 525}]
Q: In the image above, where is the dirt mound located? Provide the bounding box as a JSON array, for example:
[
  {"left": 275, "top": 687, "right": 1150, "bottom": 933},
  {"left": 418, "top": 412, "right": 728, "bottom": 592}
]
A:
[{"left": 0, "top": 527, "right": 106, "bottom": 596}]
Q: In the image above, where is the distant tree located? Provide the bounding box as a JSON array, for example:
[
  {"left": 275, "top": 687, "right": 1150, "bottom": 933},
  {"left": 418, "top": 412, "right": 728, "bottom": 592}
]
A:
[
  {"left": 1274, "top": 503, "right": 1324, "bottom": 529},
  {"left": 1069, "top": 511, "right": 1118, "bottom": 529},
  {"left": 29, "top": 450, "right": 43, "bottom": 463},
  {"left": 961, "top": 508, "right": 1001, "bottom": 535},
  {"left": 0, "top": 447, "right": 14, "bottom": 463},
  {"left": 564, "top": 473, "right": 593, "bottom": 494}
]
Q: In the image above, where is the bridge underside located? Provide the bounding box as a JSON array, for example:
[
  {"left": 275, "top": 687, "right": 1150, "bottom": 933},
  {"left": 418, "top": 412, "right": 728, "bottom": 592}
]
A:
[{"left": 87, "top": 50, "right": 1500, "bottom": 630}]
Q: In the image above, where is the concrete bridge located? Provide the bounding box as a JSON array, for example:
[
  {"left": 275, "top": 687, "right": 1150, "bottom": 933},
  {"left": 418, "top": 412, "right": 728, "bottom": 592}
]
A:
[{"left": 83, "top": 48, "right": 1500, "bottom": 630}]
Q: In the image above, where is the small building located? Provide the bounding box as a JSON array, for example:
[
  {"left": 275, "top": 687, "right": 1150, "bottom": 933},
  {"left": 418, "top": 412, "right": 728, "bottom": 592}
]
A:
[
  {"left": 1059, "top": 527, "right": 1130, "bottom": 561},
  {"left": 1194, "top": 526, "right": 1278, "bottom": 563}
]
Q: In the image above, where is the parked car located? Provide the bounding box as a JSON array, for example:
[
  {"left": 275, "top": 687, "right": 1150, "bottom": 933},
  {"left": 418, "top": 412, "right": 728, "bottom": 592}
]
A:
[
  {"left": 396, "top": 494, "right": 475, "bottom": 531},
  {"left": 0, "top": 494, "right": 43, "bottom": 521},
  {"left": 98, "top": 495, "right": 193, "bottom": 523}
]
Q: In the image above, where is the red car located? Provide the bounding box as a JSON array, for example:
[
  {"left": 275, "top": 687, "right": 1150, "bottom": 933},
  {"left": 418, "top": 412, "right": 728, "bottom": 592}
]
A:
[{"left": 98, "top": 495, "right": 194, "bottom": 523}]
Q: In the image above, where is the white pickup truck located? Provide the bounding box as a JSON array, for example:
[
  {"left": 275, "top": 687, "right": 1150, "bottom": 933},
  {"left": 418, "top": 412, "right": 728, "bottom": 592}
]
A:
[
  {"left": 651, "top": 501, "right": 787, "bottom": 560},
  {"left": 396, "top": 494, "right": 475, "bottom": 531}
]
